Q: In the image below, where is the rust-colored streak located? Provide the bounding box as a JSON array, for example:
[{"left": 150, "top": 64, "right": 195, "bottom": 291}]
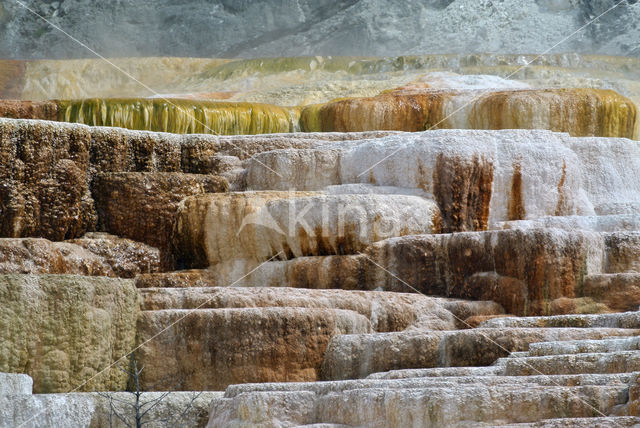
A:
[
  {"left": 302, "top": 87, "right": 637, "bottom": 138},
  {"left": 555, "top": 160, "right": 568, "bottom": 216},
  {"left": 300, "top": 91, "right": 450, "bottom": 133},
  {"left": 433, "top": 153, "right": 494, "bottom": 233},
  {"left": 507, "top": 162, "right": 526, "bottom": 221},
  {"left": 471, "top": 88, "right": 638, "bottom": 139},
  {"left": 0, "top": 60, "right": 27, "bottom": 99}
]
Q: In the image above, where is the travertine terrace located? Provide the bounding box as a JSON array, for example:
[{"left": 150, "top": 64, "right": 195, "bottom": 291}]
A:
[{"left": 1, "top": 22, "right": 640, "bottom": 428}]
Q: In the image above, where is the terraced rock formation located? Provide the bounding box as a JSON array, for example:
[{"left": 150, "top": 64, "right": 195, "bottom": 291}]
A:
[{"left": 1, "top": 54, "right": 640, "bottom": 427}]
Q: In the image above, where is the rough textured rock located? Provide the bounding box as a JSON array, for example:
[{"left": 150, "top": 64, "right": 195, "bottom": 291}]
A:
[
  {"left": 367, "top": 229, "right": 603, "bottom": 316},
  {"left": 604, "top": 232, "right": 640, "bottom": 273},
  {"left": 478, "top": 312, "right": 640, "bottom": 329},
  {"left": 503, "top": 351, "right": 640, "bottom": 376},
  {"left": 207, "top": 325, "right": 640, "bottom": 427},
  {"left": 135, "top": 270, "right": 218, "bottom": 288},
  {"left": 0, "top": 389, "right": 220, "bottom": 428},
  {"left": 173, "top": 192, "right": 441, "bottom": 267},
  {"left": 0, "top": 118, "right": 96, "bottom": 240},
  {"left": 208, "top": 384, "right": 629, "bottom": 427},
  {"left": 92, "top": 172, "right": 228, "bottom": 267},
  {"left": 67, "top": 233, "right": 162, "bottom": 278},
  {"left": 0, "top": 275, "right": 139, "bottom": 393},
  {"left": 0, "top": 235, "right": 161, "bottom": 278},
  {"left": 495, "top": 215, "right": 640, "bottom": 233},
  {"left": 0, "top": 100, "right": 57, "bottom": 121},
  {"left": 301, "top": 89, "right": 638, "bottom": 139},
  {"left": 139, "top": 286, "right": 456, "bottom": 332},
  {"left": 320, "top": 327, "right": 638, "bottom": 380},
  {"left": 89, "top": 126, "right": 183, "bottom": 175},
  {"left": 2, "top": 1, "right": 640, "bottom": 59},
  {"left": 136, "top": 308, "right": 370, "bottom": 390},
  {"left": 583, "top": 274, "right": 640, "bottom": 312},
  {"left": 0, "top": 372, "right": 32, "bottom": 396},
  {"left": 528, "top": 336, "right": 640, "bottom": 357},
  {"left": 173, "top": 191, "right": 317, "bottom": 269},
  {"left": 247, "top": 129, "right": 640, "bottom": 225}
]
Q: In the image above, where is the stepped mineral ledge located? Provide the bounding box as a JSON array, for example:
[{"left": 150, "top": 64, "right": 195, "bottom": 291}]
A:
[{"left": 1, "top": 52, "right": 640, "bottom": 428}]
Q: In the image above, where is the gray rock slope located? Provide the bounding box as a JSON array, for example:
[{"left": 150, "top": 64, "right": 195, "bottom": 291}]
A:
[{"left": 0, "top": 0, "right": 639, "bottom": 59}]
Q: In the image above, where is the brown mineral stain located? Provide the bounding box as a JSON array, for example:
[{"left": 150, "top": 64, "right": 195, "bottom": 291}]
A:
[
  {"left": 555, "top": 161, "right": 568, "bottom": 216},
  {"left": 433, "top": 153, "right": 493, "bottom": 233},
  {"left": 303, "top": 87, "right": 637, "bottom": 138},
  {"left": 0, "top": 100, "right": 57, "bottom": 121},
  {"left": 507, "top": 162, "right": 526, "bottom": 221},
  {"left": 416, "top": 159, "right": 429, "bottom": 192}
]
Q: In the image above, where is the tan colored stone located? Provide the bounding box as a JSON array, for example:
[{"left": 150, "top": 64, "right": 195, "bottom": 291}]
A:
[
  {"left": 138, "top": 286, "right": 455, "bottom": 332},
  {"left": 136, "top": 307, "right": 370, "bottom": 390},
  {"left": 172, "top": 191, "right": 317, "bottom": 268},
  {"left": 320, "top": 327, "right": 637, "bottom": 380},
  {"left": 0, "top": 60, "right": 26, "bottom": 99},
  {"left": 134, "top": 270, "right": 217, "bottom": 288},
  {"left": 0, "top": 275, "right": 139, "bottom": 393},
  {"left": 173, "top": 192, "right": 440, "bottom": 268},
  {"left": 89, "top": 127, "right": 182, "bottom": 174},
  {"left": 0, "top": 100, "right": 57, "bottom": 121},
  {"left": 583, "top": 273, "right": 640, "bottom": 312},
  {"left": 547, "top": 297, "right": 610, "bottom": 316},
  {"left": 300, "top": 88, "right": 638, "bottom": 139}
]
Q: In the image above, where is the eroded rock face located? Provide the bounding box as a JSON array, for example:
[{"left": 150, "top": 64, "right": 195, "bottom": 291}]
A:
[
  {"left": 368, "top": 229, "right": 603, "bottom": 316},
  {"left": 0, "top": 275, "right": 139, "bottom": 393},
  {"left": 604, "top": 232, "right": 640, "bottom": 273},
  {"left": 301, "top": 89, "right": 638, "bottom": 138},
  {"left": 136, "top": 307, "right": 370, "bottom": 390},
  {"left": 0, "top": 100, "right": 57, "bottom": 121},
  {"left": 139, "top": 286, "right": 456, "bottom": 332},
  {"left": 247, "top": 129, "right": 639, "bottom": 225},
  {"left": 320, "top": 327, "right": 637, "bottom": 380},
  {"left": 208, "top": 384, "right": 630, "bottom": 427},
  {"left": 89, "top": 127, "right": 183, "bottom": 174},
  {"left": 92, "top": 172, "right": 228, "bottom": 267},
  {"left": 66, "top": 233, "right": 162, "bottom": 278},
  {"left": 583, "top": 274, "right": 640, "bottom": 312},
  {"left": 173, "top": 192, "right": 441, "bottom": 268},
  {"left": 0, "top": 235, "right": 161, "bottom": 278},
  {"left": 0, "top": 119, "right": 96, "bottom": 240},
  {"left": 173, "top": 191, "right": 317, "bottom": 269}
]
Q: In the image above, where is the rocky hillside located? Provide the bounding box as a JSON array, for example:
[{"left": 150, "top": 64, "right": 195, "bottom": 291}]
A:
[{"left": 1, "top": 0, "right": 640, "bottom": 59}]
